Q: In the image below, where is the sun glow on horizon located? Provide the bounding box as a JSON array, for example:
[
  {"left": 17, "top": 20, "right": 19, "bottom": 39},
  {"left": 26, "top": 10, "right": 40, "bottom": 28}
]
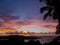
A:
[{"left": 0, "top": 18, "right": 58, "bottom": 33}]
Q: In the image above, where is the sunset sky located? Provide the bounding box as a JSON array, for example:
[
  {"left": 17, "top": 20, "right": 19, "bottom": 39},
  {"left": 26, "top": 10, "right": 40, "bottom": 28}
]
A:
[{"left": 0, "top": 0, "right": 58, "bottom": 33}]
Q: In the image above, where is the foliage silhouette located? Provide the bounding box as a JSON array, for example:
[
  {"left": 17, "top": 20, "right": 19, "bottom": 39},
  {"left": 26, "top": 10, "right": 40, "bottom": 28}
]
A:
[
  {"left": 0, "top": 36, "right": 42, "bottom": 45},
  {"left": 40, "top": 0, "right": 60, "bottom": 34},
  {"left": 40, "top": 0, "right": 60, "bottom": 45}
]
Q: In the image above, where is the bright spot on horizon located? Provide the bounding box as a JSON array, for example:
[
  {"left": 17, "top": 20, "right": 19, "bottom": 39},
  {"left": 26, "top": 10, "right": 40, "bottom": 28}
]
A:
[{"left": 13, "top": 26, "right": 55, "bottom": 33}]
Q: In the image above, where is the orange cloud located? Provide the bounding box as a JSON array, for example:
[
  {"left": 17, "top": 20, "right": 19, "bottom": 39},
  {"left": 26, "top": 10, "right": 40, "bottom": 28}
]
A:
[
  {"left": 3, "top": 23, "right": 31, "bottom": 27},
  {"left": 0, "top": 28, "right": 17, "bottom": 33},
  {"left": 3, "top": 23, "right": 21, "bottom": 26},
  {"left": 0, "top": 17, "right": 58, "bottom": 33}
]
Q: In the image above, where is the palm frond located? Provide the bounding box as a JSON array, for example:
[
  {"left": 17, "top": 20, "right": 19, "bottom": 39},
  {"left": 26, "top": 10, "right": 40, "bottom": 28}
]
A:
[
  {"left": 48, "top": 8, "right": 53, "bottom": 16},
  {"left": 43, "top": 8, "right": 53, "bottom": 20},
  {"left": 43, "top": 13, "right": 49, "bottom": 20},
  {"left": 52, "top": 11, "right": 57, "bottom": 20},
  {"left": 40, "top": 7, "right": 49, "bottom": 13},
  {"left": 39, "top": 0, "right": 43, "bottom": 2},
  {"left": 46, "top": 0, "right": 52, "bottom": 6}
]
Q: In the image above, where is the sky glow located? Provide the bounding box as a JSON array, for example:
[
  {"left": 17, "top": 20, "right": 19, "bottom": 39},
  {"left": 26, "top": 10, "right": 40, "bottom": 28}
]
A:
[{"left": 0, "top": 0, "right": 58, "bottom": 33}]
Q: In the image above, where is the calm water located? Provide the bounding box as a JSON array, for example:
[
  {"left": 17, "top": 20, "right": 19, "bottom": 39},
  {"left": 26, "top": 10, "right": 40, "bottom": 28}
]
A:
[
  {"left": 24, "top": 36, "right": 57, "bottom": 44},
  {"left": 0, "top": 36, "right": 57, "bottom": 44}
]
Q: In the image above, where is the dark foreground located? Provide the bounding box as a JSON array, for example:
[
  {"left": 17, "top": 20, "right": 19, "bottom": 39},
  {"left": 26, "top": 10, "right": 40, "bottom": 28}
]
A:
[{"left": 0, "top": 35, "right": 60, "bottom": 45}]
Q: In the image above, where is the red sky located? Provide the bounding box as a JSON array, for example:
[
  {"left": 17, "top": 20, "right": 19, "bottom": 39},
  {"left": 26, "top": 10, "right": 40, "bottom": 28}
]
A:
[
  {"left": 0, "top": 18, "right": 58, "bottom": 33},
  {"left": 0, "top": 0, "right": 58, "bottom": 33}
]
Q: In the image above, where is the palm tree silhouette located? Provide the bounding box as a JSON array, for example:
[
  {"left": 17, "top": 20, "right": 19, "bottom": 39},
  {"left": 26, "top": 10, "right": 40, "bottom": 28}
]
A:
[{"left": 40, "top": 0, "right": 60, "bottom": 34}]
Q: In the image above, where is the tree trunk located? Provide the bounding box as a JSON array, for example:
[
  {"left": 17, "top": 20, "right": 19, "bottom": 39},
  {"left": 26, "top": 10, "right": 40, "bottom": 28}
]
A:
[
  {"left": 53, "top": 0, "right": 60, "bottom": 34},
  {"left": 56, "top": 25, "right": 60, "bottom": 34}
]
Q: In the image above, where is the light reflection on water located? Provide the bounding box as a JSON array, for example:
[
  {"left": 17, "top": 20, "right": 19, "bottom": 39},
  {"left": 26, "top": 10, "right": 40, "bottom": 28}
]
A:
[
  {"left": 0, "top": 36, "right": 57, "bottom": 44},
  {"left": 24, "top": 36, "right": 57, "bottom": 44}
]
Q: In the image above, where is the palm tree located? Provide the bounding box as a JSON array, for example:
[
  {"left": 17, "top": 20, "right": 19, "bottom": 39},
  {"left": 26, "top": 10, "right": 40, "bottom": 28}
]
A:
[{"left": 40, "top": 0, "right": 60, "bottom": 34}]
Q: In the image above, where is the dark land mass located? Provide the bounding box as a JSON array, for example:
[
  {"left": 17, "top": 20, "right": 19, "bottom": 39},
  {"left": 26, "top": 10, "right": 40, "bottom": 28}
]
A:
[{"left": 0, "top": 35, "right": 60, "bottom": 45}]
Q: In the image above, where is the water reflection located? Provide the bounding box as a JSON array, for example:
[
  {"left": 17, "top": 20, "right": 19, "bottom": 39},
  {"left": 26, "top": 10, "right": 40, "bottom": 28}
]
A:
[{"left": 0, "top": 36, "right": 56, "bottom": 44}]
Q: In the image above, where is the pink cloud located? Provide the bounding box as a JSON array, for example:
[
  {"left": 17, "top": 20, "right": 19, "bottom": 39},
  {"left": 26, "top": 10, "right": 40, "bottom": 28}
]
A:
[{"left": 0, "top": 17, "right": 58, "bottom": 32}]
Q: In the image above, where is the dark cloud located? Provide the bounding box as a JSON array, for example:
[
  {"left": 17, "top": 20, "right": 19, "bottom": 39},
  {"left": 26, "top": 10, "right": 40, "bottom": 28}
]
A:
[
  {"left": 42, "top": 24, "right": 56, "bottom": 28},
  {"left": 16, "top": 20, "right": 30, "bottom": 24},
  {"left": 0, "top": 16, "right": 19, "bottom": 22}
]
